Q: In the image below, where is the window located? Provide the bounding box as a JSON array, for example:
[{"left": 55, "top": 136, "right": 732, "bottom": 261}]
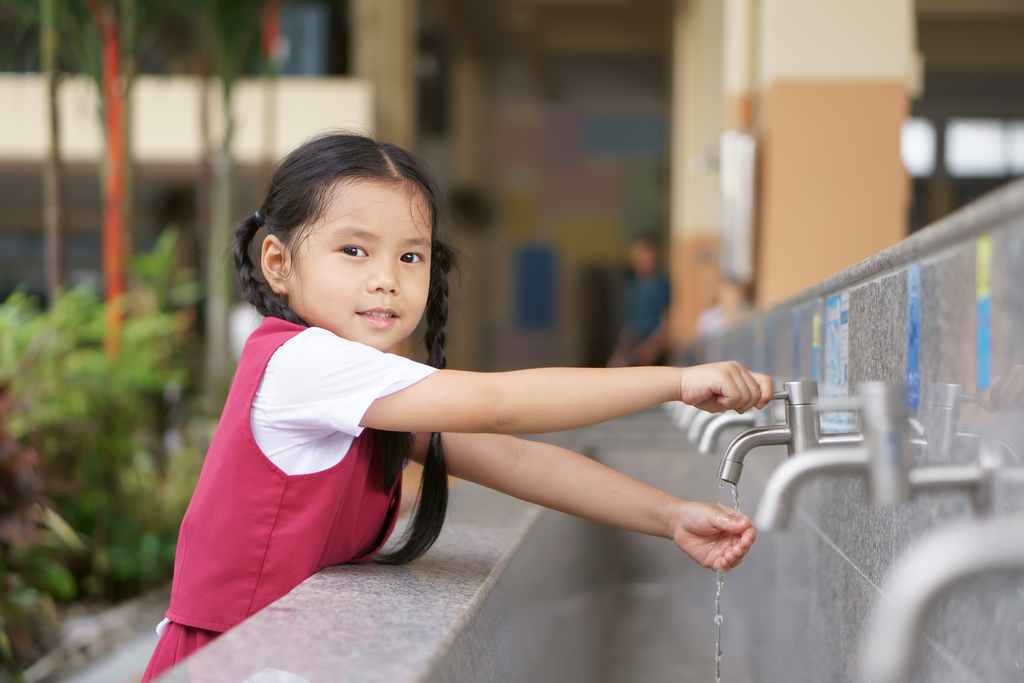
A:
[
  {"left": 901, "top": 118, "right": 936, "bottom": 177},
  {"left": 946, "top": 118, "right": 1024, "bottom": 178},
  {"left": 1008, "top": 122, "right": 1024, "bottom": 174}
]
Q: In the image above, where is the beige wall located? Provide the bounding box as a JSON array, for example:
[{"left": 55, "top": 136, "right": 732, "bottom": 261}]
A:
[
  {"left": 759, "top": 0, "right": 916, "bottom": 85},
  {"left": 669, "top": 0, "right": 726, "bottom": 343},
  {"left": 1, "top": 74, "right": 373, "bottom": 164},
  {"left": 723, "top": 0, "right": 757, "bottom": 129},
  {"left": 670, "top": 0, "right": 725, "bottom": 239}
]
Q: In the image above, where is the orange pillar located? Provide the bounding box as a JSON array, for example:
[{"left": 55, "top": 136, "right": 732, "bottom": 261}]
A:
[{"left": 754, "top": 0, "right": 917, "bottom": 306}]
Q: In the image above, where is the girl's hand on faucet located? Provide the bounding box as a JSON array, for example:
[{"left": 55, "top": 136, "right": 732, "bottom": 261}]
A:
[
  {"left": 670, "top": 501, "right": 757, "bottom": 571},
  {"left": 679, "top": 361, "right": 773, "bottom": 413}
]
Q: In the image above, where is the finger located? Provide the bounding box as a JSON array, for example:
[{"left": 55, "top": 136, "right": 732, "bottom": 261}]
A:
[
  {"left": 717, "top": 372, "right": 743, "bottom": 411},
  {"left": 737, "top": 366, "right": 757, "bottom": 411},
  {"left": 741, "top": 368, "right": 765, "bottom": 411},
  {"left": 730, "top": 364, "right": 753, "bottom": 410},
  {"left": 713, "top": 506, "right": 750, "bottom": 532},
  {"left": 700, "top": 400, "right": 728, "bottom": 413},
  {"left": 726, "top": 365, "right": 751, "bottom": 411},
  {"left": 754, "top": 373, "right": 774, "bottom": 409},
  {"left": 733, "top": 526, "right": 756, "bottom": 550},
  {"left": 720, "top": 546, "right": 743, "bottom": 571}
]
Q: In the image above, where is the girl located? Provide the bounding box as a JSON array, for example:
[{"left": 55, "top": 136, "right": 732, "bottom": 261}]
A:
[{"left": 142, "top": 133, "right": 770, "bottom": 681}]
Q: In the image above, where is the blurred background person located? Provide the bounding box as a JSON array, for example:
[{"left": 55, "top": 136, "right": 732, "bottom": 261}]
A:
[{"left": 607, "top": 233, "right": 671, "bottom": 367}]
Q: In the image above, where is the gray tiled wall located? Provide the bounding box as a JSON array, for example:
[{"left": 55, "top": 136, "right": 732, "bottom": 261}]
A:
[{"left": 683, "top": 179, "right": 1024, "bottom": 682}]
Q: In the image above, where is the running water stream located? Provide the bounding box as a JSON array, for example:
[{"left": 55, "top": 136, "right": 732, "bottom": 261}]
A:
[{"left": 714, "top": 482, "right": 741, "bottom": 683}]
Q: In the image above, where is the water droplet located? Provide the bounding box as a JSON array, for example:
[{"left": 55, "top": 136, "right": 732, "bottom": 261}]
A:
[{"left": 714, "top": 613, "right": 724, "bottom": 626}]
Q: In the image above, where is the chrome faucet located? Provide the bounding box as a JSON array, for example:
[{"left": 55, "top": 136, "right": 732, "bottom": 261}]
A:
[
  {"left": 699, "top": 394, "right": 804, "bottom": 455},
  {"left": 910, "top": 383, "right": 963, "bottom": 460},
  {"left": 755, "top": 384, "right": 1004, "bottom": 530},
  {"left": 663, "top": 401, "right": 700, "bottom": 432},
  {"left": 687, "top": 409, "right": 719, "bottom": 444},
  {"left": 906, "top": 452, "right": 1001, "bottom": 514},
  {"left": 698, "top": 411, "right": 758, "bottom": 455},
  {"left": 755, "top": 382, "right": 907, "bottom": 529},
  {"left": 860, "top": 513, "right": 1024, "bottom": 683},
  {"left": 678, "top": 402, "right": 700, "bottom": 430},
  {"left": 908, "top": 382, "right": 1017, "bottom": 463},
  {"left": 718, "top": 379, "right": 864, "bottom": 486}
]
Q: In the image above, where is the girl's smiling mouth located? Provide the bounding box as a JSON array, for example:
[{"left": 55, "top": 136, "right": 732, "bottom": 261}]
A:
[{"left": 358, "top": 308, "right": 399, "bottom": 329}]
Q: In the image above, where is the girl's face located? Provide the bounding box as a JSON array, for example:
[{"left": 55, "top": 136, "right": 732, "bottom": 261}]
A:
[{"left": 261, "top": 179, "right": 433, "bottom": 353}]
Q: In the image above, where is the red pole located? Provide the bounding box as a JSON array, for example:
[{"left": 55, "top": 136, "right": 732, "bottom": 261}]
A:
[{"left": 261, "top": 1, "right": 282, "bottom": 62}]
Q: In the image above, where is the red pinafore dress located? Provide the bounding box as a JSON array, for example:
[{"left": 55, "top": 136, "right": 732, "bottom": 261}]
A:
[{"left": 142, "top": 317, "right": 403, "bottom": 681}]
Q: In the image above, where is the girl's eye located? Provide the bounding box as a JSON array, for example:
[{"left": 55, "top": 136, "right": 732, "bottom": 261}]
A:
[
  {"left": 341, "top": 246, "right": 366, "bottom": 257},
  {"left": 402, "top": 253, "right": 424, "bottom": 264}
]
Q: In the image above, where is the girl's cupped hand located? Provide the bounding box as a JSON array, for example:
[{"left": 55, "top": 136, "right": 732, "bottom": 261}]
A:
[{"left": 670, "top": 501, "right": 757, "bottom": 571}]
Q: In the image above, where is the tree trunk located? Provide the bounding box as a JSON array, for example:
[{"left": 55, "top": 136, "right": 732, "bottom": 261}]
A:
[
  {"left": 41, "top": 0, "right": 66, "bottom": 303},
  {"left": 261, "top": 1, "right": 281, "bottom": 188},
  {"left": 204, "top": 79, "right": 235, "bottom": 397}
]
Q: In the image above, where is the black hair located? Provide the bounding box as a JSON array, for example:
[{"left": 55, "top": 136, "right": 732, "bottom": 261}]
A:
[
  {"left": 231, "top": 132, "right": 456, "bottom": 565},
  {"left": 631, "top": 231, "right": 662, "bottom": 252}
]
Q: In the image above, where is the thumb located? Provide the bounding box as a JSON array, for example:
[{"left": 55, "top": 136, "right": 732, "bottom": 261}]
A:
[{"left": 713, "top": 507, "right": 749, "bottom": 532}]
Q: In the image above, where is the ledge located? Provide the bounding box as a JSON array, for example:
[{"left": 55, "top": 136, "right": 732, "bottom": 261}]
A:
[{"left": 157, "top": 452, "right": 552, "bottom": 682}]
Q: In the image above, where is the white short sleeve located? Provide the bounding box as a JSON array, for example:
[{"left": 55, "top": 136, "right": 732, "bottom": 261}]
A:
[{"left": 251, "top": 327, "right": 438, "bottom": 475}]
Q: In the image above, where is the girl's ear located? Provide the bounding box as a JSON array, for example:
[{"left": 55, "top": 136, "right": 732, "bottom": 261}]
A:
[{"left": 261, "top": 234, "right": 292, "bottom": 296}]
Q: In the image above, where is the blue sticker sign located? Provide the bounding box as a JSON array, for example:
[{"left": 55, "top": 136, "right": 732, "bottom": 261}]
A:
[
  {"left": 906, "top": 264, "right": 922, "bottom": 411},
  {"left": 811, "top": 308, "right": 822, "bottom": 382},
  {"left": 976, "top": 236, "right": 992, "bottom": 392},
  {"left": 822, "top": 293, "right": 852, "bottom": 433}
]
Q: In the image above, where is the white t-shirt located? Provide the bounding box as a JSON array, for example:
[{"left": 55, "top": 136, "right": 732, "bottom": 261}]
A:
[{"left": 156, "top": 325, "right": 438, "bottom": 636}]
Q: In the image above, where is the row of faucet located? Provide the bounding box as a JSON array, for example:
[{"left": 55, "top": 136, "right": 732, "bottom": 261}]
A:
[{"left": 662, "top": 379, "right": 1023, "bottom": 683}]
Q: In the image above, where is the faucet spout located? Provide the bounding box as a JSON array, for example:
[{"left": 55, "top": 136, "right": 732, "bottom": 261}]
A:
[
  {"left": 687, "top": 410, "right": 718, "bottom": 444},
  {"left": 860, "top": 514, "right": 1024, "bottom": 683},
  {"left": 909, "top": 464, "right": 992, "bottom": 513},
  {"left": 817, "top": 432, "right": 864, "bottom": 448},
  {"left": 718, "top": 425, "right": 792, "bottom": 485},
  {"left": 698, "top": 412, "right": 757, "bottom": 455},
  {"left": 677, "top": 403, "right": 700, "bottom": 430},
  {"left": 754, "top": 448, "right": 870, "bottom": 530}
]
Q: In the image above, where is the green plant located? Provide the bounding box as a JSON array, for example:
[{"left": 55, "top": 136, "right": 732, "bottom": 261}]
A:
[{"left": 0, "top": 229, "right": 207, "bottom": 674}]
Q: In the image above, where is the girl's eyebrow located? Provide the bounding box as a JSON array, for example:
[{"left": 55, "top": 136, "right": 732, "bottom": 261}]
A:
[{"left": 333, "top": 225, "right": 430, "bottom": 249}]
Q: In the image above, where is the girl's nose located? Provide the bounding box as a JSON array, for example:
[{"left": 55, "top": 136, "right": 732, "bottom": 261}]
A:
[{"left": 369, "top": 271, "right": 398, "bottom": 294}]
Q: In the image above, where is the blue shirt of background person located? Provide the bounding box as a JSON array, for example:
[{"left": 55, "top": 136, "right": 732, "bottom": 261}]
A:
[
  {"left": 608, "top": 233, "right": 672, "bottom": 367},
  {"left": 625, "top": 272, "right": 670, "bottom": 340}
]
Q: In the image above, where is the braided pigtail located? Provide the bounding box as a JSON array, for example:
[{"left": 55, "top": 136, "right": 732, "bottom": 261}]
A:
[
  {"left": 376, "top": 239, "right": 456, "bottom": 565},
  {"left": 231, "top": 210, "right": 307, "bottom": 326}
]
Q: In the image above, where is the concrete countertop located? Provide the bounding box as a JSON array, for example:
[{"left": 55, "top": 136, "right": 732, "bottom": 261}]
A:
[{"left": 157, "top": 435, "right": 574, "bottom": 683}]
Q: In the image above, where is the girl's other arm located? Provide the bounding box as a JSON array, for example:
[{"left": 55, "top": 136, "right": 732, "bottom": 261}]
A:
[
  {"left": 361, "top": 362, "right": 771, "bottom": 435},
  {"left": 412, "top": 431, "right": 754, "bottom": 571}
]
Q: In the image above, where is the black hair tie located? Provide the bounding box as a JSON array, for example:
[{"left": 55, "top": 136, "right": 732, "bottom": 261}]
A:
[{"left": 253, "top": 209, "right": 265, "bottom": 227}]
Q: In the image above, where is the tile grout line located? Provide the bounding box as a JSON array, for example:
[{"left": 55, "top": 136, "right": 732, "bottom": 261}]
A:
[{"left": 797, "top": 509, "right": 983, "bottom": 683}]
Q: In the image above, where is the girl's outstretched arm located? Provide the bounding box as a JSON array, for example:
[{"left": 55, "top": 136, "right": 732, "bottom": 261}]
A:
[
  {"left": 410, "top": 431, "right": 756, "bottom": 571},
  {"left": 362, "top": 362, "right": 772, "bottom": 436}
]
